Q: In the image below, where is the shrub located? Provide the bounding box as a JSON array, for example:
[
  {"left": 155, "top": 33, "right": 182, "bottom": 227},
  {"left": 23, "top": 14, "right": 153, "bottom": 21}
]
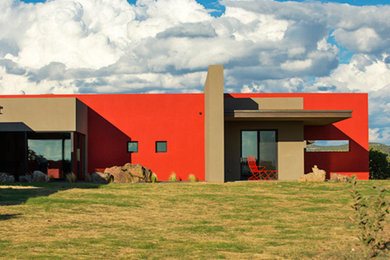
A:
[
  {"left": 65, "top": 173, "right": 76, "bottom": 183},
  {"left": 151, "top": 173, "right": 158, "bottom": 183},
  {"left": 188, "top": 174, "right": 198, "bottom": 182},
  {"left": 348, "top": 175, "right": 389, "bottom": 257},
  {"left": 169, "top": 173, "right": 177, "bottom": 182},
  {"left": 369, "top": 148, "right": 390, "bottom": 179},
  {"left": 85, "top": 174, "right": 92, "bottom": 182}
]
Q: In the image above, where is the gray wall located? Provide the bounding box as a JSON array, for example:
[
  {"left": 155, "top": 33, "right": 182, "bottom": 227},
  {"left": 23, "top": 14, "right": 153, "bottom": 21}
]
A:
[{"left": 224, "top": 121, "right": 305, "bottom": 181}]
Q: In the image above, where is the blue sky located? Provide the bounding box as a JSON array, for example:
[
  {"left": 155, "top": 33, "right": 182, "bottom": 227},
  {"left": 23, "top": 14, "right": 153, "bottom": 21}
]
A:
[
  {"left": 2, "top": 0, "right": 390, "bottom": 144},
  {"left": 20, "top": 0, "right": 390, "bottom": 5}
]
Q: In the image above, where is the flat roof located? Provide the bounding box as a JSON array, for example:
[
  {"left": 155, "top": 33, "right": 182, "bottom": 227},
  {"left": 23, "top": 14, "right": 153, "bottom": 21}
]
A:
[{"left": 225, "top": 110, "right": 352, "bottom": 125}]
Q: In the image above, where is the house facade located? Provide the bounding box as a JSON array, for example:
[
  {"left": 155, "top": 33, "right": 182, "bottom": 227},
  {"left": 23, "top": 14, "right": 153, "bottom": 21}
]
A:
[{"left": 0, "top": 65, "right": 369, "bottom": 182}]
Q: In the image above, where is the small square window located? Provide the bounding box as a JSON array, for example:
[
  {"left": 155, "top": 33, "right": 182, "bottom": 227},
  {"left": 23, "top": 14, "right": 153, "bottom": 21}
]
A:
[
  {"left": 127, "top": 141, "right": 138, "bottom": 153},
  {"left": 156, "top": 141, "right": 167, "bottom": 153}
]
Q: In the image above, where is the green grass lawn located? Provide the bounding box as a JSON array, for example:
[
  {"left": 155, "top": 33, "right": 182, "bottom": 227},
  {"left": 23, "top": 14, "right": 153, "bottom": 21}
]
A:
[{"left": 1, "top": 180, "right": 389, "bottom": 259}]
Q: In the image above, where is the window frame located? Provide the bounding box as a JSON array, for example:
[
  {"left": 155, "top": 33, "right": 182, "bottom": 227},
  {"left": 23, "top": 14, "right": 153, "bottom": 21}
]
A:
[
  {"left": 240, "top": 129, "right": 278, "bottom": 167},
  {"left": 127, "top": 141, "right": 138, "bottom": 153},
  {"left": 155, "top": 141, "right": 167, "bottom": 153}
]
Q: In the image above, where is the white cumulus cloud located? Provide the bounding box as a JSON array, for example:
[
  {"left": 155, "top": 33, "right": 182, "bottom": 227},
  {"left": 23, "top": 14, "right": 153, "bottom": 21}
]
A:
[{"left": 0, "top": 0, "right": 390, "bottom": 143}]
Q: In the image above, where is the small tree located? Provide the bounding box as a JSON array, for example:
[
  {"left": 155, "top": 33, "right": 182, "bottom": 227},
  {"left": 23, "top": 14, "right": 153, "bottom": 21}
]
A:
[{"left": 369, "top": 148, "right": 390, "bottom": 179}]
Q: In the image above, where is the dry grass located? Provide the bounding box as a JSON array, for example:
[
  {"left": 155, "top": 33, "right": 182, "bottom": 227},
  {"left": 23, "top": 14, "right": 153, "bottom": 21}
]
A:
[{"left": 1, "top": 181, "right": 389, "bottom": 259}]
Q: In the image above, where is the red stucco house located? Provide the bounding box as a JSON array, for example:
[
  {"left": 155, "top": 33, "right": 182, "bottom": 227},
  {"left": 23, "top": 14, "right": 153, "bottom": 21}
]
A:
[{"left": 0, "top": 65, "right": 369, "bottom": 182}]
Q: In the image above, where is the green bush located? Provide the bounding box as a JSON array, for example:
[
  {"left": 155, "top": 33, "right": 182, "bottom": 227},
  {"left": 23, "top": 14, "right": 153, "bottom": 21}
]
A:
[
  {"left": 169, "top": 173, "right": 177, "bottom": 182},
  {"left": 151, "top": 173, "right": 158, "bottom": 183},
  {"left": 369, "top": 148, "right": 390, "bottom": 179},
  {"left": 65, "top": 172, "right": 76, "bottom": 183},
  {"left": 188, "top": 174, "right": 198, "bottom": 182},
  {"left": 348, "top": 175, "right": 389, "bottom": 257},
  {"left": 85, "top": 174, "right": 92, "bottom": 182}
]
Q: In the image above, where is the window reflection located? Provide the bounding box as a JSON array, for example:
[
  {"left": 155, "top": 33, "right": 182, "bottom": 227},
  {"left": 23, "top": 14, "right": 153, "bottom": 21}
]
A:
[
  {"left": 241, "top": 130, "right": 277, "bottom": 180},
  {"left": 27, "top": 133, "right": 71, "bottom": 179},
  {"left": 305, "top": 140, "right": 349, "bottom": 152},
  {"left": 259, "top": 131, "right": 277, "bottom": 170}
]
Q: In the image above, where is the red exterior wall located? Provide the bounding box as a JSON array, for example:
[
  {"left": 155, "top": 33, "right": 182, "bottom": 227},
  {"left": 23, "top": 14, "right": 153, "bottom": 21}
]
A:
[
  {"left": 2, "top": 94, "right": 205, "bottom": 181},
  {"left": 2, "top": 92, "right": 368, "bottom": 181},
  {"left": 302, "top": 93, "right": 369, "bottom": 178},
  {"left": 226, "top": 93, "right": 369, "bottom": 178},
  {"left": 78, "top": 94, "right": 205, "bottom": 181}
]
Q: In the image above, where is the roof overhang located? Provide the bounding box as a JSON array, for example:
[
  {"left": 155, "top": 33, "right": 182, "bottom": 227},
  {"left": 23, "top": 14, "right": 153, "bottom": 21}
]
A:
[
  {"left": 0, "top": 97, "right": 88, "bottom": 134},
  {"left": 0, "top": 122, "right": 33, "bottom": 132},
  {"left": 225, "top": 110, "right": 352, "bottom": 125}
]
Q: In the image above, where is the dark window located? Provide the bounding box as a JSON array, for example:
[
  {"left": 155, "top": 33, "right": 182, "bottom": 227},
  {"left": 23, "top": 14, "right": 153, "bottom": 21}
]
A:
[
  {"left": 127, "top": 141, "right": 138, "bottom": 153},
  {"left": 156, "top": 141, "right": 167, "bottom": 153}
]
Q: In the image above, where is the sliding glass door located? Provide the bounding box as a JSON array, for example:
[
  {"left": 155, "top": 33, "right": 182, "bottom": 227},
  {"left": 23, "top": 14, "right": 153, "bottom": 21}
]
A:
[
  {"left": 27, "top": 133, "right": 72, "bottom": 180},
  {"left": 240, "top": 130, "right": 277, "bottom": 180}
]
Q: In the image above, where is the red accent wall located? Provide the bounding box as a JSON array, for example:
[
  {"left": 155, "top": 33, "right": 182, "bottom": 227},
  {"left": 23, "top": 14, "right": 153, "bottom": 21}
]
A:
[
  {"left": 2, "top": 94, "right": 205, "bottom": 181},
  {"left": 77, "top": 94, "right": 205, "bottom": 181},
  {"left": 226, "top": 93, "right": 369, "bottom": 178},
  {"left": 302, "top": 93, "right": 369, "bottom": 177}
]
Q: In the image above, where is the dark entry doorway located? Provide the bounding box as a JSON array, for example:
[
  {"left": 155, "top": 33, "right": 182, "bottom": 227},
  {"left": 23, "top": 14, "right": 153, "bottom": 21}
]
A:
[
  {"left": 0, "top": 131, "right": 85, "bottom": 181},
  {"left": 0, "top": 132, "right": 26, "bottom": 178},
  {"left": 240, "top": 130, "right": 278, "bottom": 180}
]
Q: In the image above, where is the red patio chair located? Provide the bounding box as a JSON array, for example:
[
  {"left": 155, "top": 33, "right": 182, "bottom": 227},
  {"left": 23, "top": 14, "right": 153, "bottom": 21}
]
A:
[{"left": 247, "top": 156, "right": 278, "bottom": 180}]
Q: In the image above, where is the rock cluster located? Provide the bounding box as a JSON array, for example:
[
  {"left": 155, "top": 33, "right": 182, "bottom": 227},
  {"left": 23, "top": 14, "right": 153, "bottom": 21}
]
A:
[
  {"left": 19, "top": 175, "right": 32, "bottom": 182},
  {"left": 330, "top": 173, "right": 348, "bottom": 182},
  {"left": 91, "top": 172, "right": 112, "bottom": 184},
  {"left": 0, "top": 172, "right": 15, "bottom": 183},
  {"left": 91, "top": 163, "right": 154, "bottom": 184},
  {"left": 32, "top": 171, "right": 49, "bottom": 182},
  {"left": 299, "top": 165, "right": 326, "bottom": 182},
  {"left": 2, "top": 172, "right": 48, "bottom": 183}
]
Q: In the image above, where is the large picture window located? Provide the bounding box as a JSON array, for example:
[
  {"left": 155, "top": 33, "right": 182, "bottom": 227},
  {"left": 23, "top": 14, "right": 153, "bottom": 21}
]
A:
[{"left": 27, "top": 132, "right": 72, "bottom": 179}]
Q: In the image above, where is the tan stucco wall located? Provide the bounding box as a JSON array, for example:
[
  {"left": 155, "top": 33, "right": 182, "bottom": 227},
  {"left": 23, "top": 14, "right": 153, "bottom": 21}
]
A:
[
  {"left": 0, "top": 98, "right": 77, "bottom": 131},
  {"left": 204, "top": 65, "right": 225, "bottom": 182},
  {"left": 76, "top": 99, "right": 88, "bottom": 135},
  {"left": 76, "top": 99, "right": 88, "bottom": 176},
  {"left": 225, "top": 97, "right": 303, "bottom": 112},
  {"left": 253, "top": 97, "right": 303, "bottom": 110},
  {"left": 224, "top": 121, "right": 305, "bottom": 181},
  {"left": 0, "top": 97, "right": 88, "bottom": 134}
]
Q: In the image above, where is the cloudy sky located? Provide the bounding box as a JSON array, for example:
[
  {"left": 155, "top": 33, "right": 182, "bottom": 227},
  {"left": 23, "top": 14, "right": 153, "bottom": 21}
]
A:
[{"left": 1, "top": 0, "right": 390, "bottom": 144}]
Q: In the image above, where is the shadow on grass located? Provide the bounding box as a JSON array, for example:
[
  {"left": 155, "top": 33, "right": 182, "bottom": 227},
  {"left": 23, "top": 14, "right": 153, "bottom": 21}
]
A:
[
  {"left": 0, "top": 213, "right": 22, "bottom": 221},
  {"left": 0, "top": 182, "right": 102, "bottom": 206}
]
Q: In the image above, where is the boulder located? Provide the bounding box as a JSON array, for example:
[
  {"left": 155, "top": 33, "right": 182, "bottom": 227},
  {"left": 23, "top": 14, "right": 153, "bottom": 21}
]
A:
[
  {"left": 19, "top": 175, "right": 32, "bottom": 183},
  {"left": 104, "top": 163, "right": 153, "bottom": 183},
  {"left": 32, "top": 170, "right": 49, "bottom": 183},
  {"left": 91, "top": 172, "right": 112, "bottom": 184},
  {"left": 299, "top": 165, "right": 326, "bottom": 182},
  {"left": 0, "top": 172, "right": 15, "bottom": 183},
  {"left": 330, "top": 174, "right": 348, "bottom": 182}
]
